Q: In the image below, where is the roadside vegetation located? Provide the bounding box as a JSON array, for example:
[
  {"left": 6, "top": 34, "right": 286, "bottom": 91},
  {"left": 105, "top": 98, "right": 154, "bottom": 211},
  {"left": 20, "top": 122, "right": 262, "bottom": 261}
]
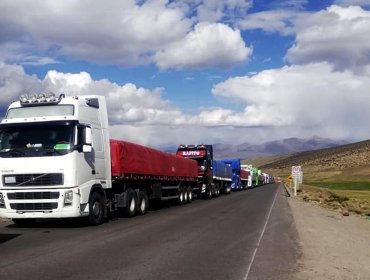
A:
[
  {"left": 251, "top": 139, "right": 370, "bottom": 217},
  {"left": 296, "top": 183, "right": 370, "bottom": 216}
]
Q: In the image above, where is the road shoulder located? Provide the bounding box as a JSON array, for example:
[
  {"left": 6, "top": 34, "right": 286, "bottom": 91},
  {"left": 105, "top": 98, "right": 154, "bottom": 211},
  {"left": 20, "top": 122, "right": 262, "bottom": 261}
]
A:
[
  {"left": 288, "top": 193, "right": 370, "bottom": 279},
  {"left": 247, "top": 184, "right": 301, "bottom": 280}
]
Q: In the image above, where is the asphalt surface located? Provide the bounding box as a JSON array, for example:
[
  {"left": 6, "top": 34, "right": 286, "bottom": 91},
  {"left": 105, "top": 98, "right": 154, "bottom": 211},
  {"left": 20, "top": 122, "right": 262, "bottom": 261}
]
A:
[{"left": 0, "top": 183, "right": 299, "bottom": 280}]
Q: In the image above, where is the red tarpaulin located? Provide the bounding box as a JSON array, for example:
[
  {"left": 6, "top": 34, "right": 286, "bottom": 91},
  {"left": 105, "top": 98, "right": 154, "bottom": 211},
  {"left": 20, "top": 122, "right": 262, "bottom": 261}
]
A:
[
  {"left": 240, "top": 170, "right": 249, "bottom": 180},
  {"left": 110, "top": 140, "right": 197, "bottom": 181}
]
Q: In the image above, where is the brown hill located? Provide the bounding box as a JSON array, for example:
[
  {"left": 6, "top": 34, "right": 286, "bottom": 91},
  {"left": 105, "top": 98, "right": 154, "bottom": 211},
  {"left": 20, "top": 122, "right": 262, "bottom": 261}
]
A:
[{"left": 258, "top": 139, "right": 370, "bottom": 182}]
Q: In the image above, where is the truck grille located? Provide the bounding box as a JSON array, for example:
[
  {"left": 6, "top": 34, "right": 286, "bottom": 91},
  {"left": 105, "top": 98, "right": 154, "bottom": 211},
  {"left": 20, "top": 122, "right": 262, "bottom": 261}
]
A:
[
  {"left": 7, "top": 192, "right": 60, "bottom": 200},
  {"left": 3, "top": 173, "right": 63, "bottom": 186},
  {"left": 10, "top": 203, "right": 58, "bottom": 211}
]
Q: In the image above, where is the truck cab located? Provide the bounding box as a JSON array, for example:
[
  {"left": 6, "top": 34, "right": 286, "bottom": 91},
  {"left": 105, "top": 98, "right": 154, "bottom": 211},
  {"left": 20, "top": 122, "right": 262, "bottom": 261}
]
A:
[
  {"left": 176, "top": 144, "right": 214, "bottom": 198},
  {"left": 0, "top": 93, "right": 111, "bottom": 225}
]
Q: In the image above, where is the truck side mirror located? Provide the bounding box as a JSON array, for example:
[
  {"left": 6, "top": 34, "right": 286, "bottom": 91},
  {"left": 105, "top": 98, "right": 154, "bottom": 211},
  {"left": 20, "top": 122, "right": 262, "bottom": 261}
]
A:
[{"left": 83, "top": 127, "right": 92, "bottom": 153}]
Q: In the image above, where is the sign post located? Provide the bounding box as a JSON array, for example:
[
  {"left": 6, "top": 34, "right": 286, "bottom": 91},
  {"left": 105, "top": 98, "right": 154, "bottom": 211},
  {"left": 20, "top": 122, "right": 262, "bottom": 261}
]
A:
[{"left": 292, "top": 166, "right": 301, "bottom": 196}]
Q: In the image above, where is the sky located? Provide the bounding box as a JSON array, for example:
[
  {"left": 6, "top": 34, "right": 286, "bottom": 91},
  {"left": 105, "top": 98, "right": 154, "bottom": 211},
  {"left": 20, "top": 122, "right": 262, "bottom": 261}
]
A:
[{"left": 1, "top": 0, "right": 370, "bottom": 148}]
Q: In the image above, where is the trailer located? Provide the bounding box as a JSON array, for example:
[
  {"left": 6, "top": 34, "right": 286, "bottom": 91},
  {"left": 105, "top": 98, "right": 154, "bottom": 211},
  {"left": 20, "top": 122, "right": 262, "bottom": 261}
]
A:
[
  {"left": 212, "top": 160, "right": 232, "bottom": 195},
  {"left": 0, "top": 94, "right": 198, "bottom": 225}
]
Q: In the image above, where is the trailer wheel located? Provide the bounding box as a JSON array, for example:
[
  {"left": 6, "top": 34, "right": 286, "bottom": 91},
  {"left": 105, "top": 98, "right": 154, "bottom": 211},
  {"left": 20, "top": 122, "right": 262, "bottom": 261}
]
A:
[
  {"left": 177, "top": 187, "right": 184, "bottom": 205},
  {"left": 187, "top": 187, "right": 193, "bottom": 203},
  {"left": 88, "top": 191, "right": 105, "bottom": 226},
  {"left": 125, "top": 189, "right": 137, "bottom": 217},
  {"left": 226, "top": 185, "right": 231, "bottom": 194},
  {"left": 207, "top": 187, "right": 212, "bottom": 199},
  {"left": 138, "top": 191, "right": 148, "bottom": 215},
  {"left": 183, "top": 188, "right": 188, "bottom": 203}
]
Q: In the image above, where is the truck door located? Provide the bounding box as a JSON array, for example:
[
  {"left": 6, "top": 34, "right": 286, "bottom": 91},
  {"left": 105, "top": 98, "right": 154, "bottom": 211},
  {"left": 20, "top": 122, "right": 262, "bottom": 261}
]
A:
[{"left": 92, "top": 127, "right": 106, "bottom": 182}]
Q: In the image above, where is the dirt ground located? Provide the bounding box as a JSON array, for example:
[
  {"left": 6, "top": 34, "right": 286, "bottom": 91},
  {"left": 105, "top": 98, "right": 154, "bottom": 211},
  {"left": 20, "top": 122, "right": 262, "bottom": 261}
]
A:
[{"left": 287, "top": 188, "right": 370, "bottom": 280}]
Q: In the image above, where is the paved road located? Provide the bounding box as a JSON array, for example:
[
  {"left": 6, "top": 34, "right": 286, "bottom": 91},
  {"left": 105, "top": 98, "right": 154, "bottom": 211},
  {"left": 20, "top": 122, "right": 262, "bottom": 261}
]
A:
[{"left": 0, "top": 183, "right": 299, "bottom": 280}]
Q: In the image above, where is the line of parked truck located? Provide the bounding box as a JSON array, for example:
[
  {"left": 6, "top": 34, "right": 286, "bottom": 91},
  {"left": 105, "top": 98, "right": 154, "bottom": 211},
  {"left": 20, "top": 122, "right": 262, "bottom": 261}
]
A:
[{"left": 0, "top": 94, "right": 274, "bottom": 226}]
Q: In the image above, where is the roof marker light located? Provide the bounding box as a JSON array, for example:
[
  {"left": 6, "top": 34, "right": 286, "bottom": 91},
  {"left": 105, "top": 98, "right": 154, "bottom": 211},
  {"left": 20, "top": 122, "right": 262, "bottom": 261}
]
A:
[
  {"left": 19, "top": 92, "right": 65, "bottom": 106},
  {"left": 29, "top": 93, "right": 37, "bottom": 103},
  {"left": 38, "top": 93, "right": 46, "bottom": 102},
  {"left": 20, "top": 94, "right": 28, "bottom": 103}
]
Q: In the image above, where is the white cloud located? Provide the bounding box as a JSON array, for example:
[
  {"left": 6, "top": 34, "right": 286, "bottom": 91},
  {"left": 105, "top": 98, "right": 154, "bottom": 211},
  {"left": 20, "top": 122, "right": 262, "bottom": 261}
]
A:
[
  {"left": 0, "top": 0, "right": 251, "bottom": 70},
  {"left": 0, "top": 62, "right": 182, "bottom": 127},
  {"left": 2, "top": 61, "right": 370, "bottom": 146},
  {"left": 0, "top": 0, "right": 192, "bottom": 66},
  {"left": 155, "top": 22, "right": 251, "bottom": 69},
  {"left": 334, "top": 0, "right": 370, "bottom": 7},
  {"left": 286, "top": 5, "right": 370, "bottom": 72},
  {"left": 238, "top": 9, "right": 303, "bottom": 35},
  {"left": 0, "top": 62, "right": 39, "bottom": 105},
  {"left": 212, "top": 62, "right": 370, "bottom": 140},
  {"left": 42, "top": 70, "right": 182, "bottom": 125},
  {"left": 196, "top": 0, "right": 252, "bottom": 22},
  {"left": 171, "top": 0, "right": 252, "bottom": 22}
]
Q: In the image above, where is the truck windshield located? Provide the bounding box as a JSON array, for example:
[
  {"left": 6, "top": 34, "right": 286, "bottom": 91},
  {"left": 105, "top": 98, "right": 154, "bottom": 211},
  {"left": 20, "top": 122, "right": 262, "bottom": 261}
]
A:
[
  {"left": 196, "top": 159, "right": 207, "bottom": 171},
  {"left": 0, "top": 122, "right": 75, "bottom": 158}
]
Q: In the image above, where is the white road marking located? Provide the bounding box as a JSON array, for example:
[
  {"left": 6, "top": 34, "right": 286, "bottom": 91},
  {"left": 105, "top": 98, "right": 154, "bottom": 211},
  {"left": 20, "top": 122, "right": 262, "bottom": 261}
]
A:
[{"left": 243, "top": 185, "right": 280, "bottom": 280}]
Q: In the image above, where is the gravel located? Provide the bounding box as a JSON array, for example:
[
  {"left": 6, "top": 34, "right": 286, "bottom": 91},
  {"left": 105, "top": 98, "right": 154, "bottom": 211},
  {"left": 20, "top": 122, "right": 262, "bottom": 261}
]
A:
[{"left": 288, "top": 195, "right": 370, "bottom": 280}]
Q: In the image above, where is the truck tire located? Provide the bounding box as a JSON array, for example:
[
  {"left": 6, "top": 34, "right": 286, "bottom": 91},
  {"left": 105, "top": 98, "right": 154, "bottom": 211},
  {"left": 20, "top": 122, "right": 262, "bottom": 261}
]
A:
[
  {"left": 226, "top": 185, "right": 231, "bottom": 194},
  {"left": 207, "top": 187, "right": 212, "bottom": 199},
  {"left": 215, "top": 185, "right": 220, "bottom": 197},
  {"left": 138, "top": 191, "right": 148, "bottom": 215},
  {"left": 187, "top": 187, "right": 193, "bottom": 203},
  {"left": 183, "top": 188, "right": 188, "bottom": 204},
  {"left": 177, "top": 187, "right": 184, "bottom": 205},
  {"left": 125, "top": 189, "right": 137, "bottom": 217},
  {"left": 88, "top": 191, "right": 105, "bottom": 226}
]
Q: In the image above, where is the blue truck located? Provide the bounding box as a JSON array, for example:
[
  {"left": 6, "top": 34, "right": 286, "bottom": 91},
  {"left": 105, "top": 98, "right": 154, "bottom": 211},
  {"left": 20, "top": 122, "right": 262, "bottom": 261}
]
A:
[{"left": 220, "top": 159, "right": 247, "bottom": 191}]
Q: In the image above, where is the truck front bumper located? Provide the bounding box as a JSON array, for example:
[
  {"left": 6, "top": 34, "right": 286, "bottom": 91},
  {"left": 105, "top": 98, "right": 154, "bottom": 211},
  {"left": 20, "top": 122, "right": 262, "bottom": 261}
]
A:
[{"left": 0, "top": 188, "right": 88, "bottom": 219}]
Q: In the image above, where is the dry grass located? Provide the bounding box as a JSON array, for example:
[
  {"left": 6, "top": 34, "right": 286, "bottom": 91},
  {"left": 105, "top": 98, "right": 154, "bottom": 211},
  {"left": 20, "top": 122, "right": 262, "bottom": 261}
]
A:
[
  {"left": 291, "top": 184, "right": 370, "bottom": 216},
  {"left": 253, "top": 139, "right": 370, "bottom": 216}
]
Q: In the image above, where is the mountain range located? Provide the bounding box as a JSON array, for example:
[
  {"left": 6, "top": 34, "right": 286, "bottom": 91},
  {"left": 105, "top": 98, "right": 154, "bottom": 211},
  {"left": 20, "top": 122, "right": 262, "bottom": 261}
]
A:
[
  {"left": 212, "top": 136, "right": 349, "bottom": 160},
  {"left": 164, "top": 136, "right": 348, "bottom": 160}
]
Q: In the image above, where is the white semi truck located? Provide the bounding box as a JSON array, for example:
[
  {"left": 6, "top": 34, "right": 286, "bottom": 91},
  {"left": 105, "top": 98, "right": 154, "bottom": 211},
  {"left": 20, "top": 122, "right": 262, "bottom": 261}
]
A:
[{"left": 0, "top": 93, "right": 197, "bottom": 225}]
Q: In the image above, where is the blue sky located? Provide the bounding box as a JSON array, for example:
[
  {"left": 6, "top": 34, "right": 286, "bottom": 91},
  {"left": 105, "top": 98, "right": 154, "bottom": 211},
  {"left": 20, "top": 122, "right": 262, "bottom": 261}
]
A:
[{"left": 1, "top": 0, "right": 370, "bottom": 148}]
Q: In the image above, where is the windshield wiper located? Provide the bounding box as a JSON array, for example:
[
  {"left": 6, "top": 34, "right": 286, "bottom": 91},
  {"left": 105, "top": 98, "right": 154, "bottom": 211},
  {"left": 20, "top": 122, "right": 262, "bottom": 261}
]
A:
[{"left": 0, "top": 149, "right": 26, "bottom": 157}]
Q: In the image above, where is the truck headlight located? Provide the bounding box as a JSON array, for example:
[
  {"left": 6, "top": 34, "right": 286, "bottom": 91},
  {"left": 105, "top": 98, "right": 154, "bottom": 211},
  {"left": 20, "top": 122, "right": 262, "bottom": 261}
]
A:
[
  {"left": 0, "top": 192, "right": 5, "bottom": 208},
  {"left": 64, "top": 190, "right": 73, "bottom": 206}
]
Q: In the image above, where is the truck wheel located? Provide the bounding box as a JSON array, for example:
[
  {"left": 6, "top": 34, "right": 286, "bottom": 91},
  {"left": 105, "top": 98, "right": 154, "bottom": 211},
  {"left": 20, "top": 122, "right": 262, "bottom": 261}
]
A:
[
  {"left": 89, "top": 192, "right": 105, "bottom": 226},
  {"left": 125, "top": 189, "right": 137, "bottom": 217},
  {"left": 187, "top": 187, "right": 193, "bottom": 203},
  {"left": 207, "top": 187, "right": 212, "bottom": 199},
  {"left": 177, "top": 187, "right": 184, "bottom": 205},
  {"left": 226, "top": 185, "right": 231, "bottom": 194},
  {"left": 138, "top": 191, "right": 148, "bottom": 215},
  {"left": 183, "top": 188, "right": 188, "bottom": 204}
]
